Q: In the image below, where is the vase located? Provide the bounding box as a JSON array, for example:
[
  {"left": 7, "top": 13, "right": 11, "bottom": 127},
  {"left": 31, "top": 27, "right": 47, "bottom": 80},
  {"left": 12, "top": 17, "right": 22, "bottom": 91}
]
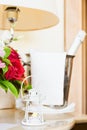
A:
[{"left": 0, "top": 89, "right": 15, "bottom": 109}]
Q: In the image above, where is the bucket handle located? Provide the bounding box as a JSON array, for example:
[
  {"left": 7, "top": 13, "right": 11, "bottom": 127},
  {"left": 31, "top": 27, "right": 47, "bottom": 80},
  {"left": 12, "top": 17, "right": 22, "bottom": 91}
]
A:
[{"left": 21, "top": 75, "right": 32, "bottom": 99}]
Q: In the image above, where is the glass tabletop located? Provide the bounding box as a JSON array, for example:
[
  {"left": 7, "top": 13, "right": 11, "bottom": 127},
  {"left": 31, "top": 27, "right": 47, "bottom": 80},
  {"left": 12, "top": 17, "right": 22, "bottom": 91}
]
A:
[{"left": 0, "top": 109, "right": 75, "bottom": 130}]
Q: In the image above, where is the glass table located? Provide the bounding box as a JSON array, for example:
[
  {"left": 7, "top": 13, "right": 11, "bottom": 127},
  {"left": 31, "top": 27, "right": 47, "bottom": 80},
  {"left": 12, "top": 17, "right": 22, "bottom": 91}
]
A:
[{"left": 0, "top": 109, "right": 75, "bottom": 130}]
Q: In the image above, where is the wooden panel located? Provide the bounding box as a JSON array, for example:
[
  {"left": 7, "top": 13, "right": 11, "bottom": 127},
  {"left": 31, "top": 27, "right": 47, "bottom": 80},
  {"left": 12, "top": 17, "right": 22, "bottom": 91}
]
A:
[
  {"left": 64, "top": 0, "right": 85, "bottom": 114},
  {"left": 82, "top": 0, "right": 87, "bottom": 113}
]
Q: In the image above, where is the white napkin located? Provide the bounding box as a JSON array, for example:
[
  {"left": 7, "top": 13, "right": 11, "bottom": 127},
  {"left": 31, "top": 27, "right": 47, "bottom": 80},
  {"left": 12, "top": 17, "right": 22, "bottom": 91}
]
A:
[
  {"left": 42, "top": 103, "right": 75, "bottom": 114},
  {"left": 30, "top": 50, "right": 66, "bottom": 105},
  {"left": 19, "top": 102, "right": 75, "bottom": 114}
]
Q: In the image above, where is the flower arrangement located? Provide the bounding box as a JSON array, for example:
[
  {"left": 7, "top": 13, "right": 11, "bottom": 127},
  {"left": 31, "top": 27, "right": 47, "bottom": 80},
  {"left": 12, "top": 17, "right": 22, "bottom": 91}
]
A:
[
  {"left": 0, "top": 46, "right": 25, "bottom": 97},
  {"left": 0, "top": 30, "right": 32, "bottom": 98}
]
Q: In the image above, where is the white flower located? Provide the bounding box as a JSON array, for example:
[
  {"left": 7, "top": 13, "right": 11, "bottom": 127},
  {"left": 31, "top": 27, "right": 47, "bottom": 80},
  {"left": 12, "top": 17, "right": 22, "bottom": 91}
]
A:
[
  {"left": 0, "top": 48, "right": 5, "bottom": 57},
  {"left": 0, "top": 40, "right": 5, "bottom": 48},
  {"left": 1, "top": 30, "right": 12, "bottom": 41}
]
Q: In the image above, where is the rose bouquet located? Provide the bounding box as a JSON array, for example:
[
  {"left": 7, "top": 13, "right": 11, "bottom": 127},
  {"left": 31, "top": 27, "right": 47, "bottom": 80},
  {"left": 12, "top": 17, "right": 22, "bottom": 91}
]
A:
[{"left": 0, "top": 46, "right": 25, "bottom": 97}]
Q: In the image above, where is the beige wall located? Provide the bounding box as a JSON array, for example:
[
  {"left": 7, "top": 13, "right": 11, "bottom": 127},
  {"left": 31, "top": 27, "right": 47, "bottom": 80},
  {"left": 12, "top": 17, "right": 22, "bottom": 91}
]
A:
[
  {"left": 65, "top": 0, "right": 86, "bottom": 114},
  {"left": 0, "top": 0, "right": 64, "bottom": 63},
  {"left": 9, "top": 0, "right": 64, "bottom": 55}
]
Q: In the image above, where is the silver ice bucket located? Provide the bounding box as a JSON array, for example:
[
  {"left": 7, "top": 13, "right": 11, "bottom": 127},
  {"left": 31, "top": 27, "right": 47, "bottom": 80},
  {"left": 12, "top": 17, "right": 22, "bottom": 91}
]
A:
[
  {"left": 57, "top": 55, "right": 74, "bottom": 108},
  {"left": 22, "top": 54, "right": 74, "bottom": 109}
]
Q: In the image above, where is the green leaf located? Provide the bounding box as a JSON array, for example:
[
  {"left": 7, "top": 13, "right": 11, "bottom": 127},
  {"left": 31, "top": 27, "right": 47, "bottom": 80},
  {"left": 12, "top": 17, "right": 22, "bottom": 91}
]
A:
[
  {"left": 0, "top": 80, "right": 18, "bottom": 98},
  {"left": 26, "top": 84, "right": 32, "bottom": 90},
  {"left": 11, "top": 80, "right": 21, "bottom": 93},
  {"left": 4, "top": 46, "right": 11, "bottom": 58},
  {"left": 0, "top": 74, "right": 4, "bottom": 80},
  {"left": 2, "top": 65, "right": 8, "bottom": 74},
  {"left": 0, "top": 81, "right": 8, "bottom": 92},
  {"left": 2, "top": 58, "right": 11, "bottom": 65},
  {"left": 13, "top": 37, "right": 18, "bottom": 41}
]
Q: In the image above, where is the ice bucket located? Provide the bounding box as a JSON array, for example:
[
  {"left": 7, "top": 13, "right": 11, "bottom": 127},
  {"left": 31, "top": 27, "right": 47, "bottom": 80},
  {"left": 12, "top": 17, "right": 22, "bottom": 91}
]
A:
[
  {"left": 22, "top": 52, "right": 74, "bottom": 109},
  {"left": 21, "top": 30, "right": 86, "bottom": 109},
  {"left": 58, "top": 55, "right": 74, "bottom": 108}
]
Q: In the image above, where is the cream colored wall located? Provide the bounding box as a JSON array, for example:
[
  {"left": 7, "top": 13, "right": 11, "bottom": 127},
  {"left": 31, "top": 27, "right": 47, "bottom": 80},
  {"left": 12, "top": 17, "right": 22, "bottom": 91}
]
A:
[
  {"left": 9, "top": 0, "right": 64, "bottom": 57},
  {"left": 65, "top": 0, "right": 84, "bottom": 114}
]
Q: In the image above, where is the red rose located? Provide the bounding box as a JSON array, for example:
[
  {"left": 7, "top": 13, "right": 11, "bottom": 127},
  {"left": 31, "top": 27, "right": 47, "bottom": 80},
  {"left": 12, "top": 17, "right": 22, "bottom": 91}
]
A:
[
  {"left": 8, "top": 47, "right": 20, "bottom": 60},
  {"left": 5, "top": 47, "right": 25, "bottom": 80},
  {"left": 5, "top": 59, "right": 25, "bottom": 80}
]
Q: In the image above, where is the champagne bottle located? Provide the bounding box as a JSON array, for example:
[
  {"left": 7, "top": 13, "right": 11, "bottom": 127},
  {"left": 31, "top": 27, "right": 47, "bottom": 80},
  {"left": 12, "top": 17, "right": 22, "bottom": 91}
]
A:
[{"left": 67, "top": 30, "right": 86, "bottom": 56}]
